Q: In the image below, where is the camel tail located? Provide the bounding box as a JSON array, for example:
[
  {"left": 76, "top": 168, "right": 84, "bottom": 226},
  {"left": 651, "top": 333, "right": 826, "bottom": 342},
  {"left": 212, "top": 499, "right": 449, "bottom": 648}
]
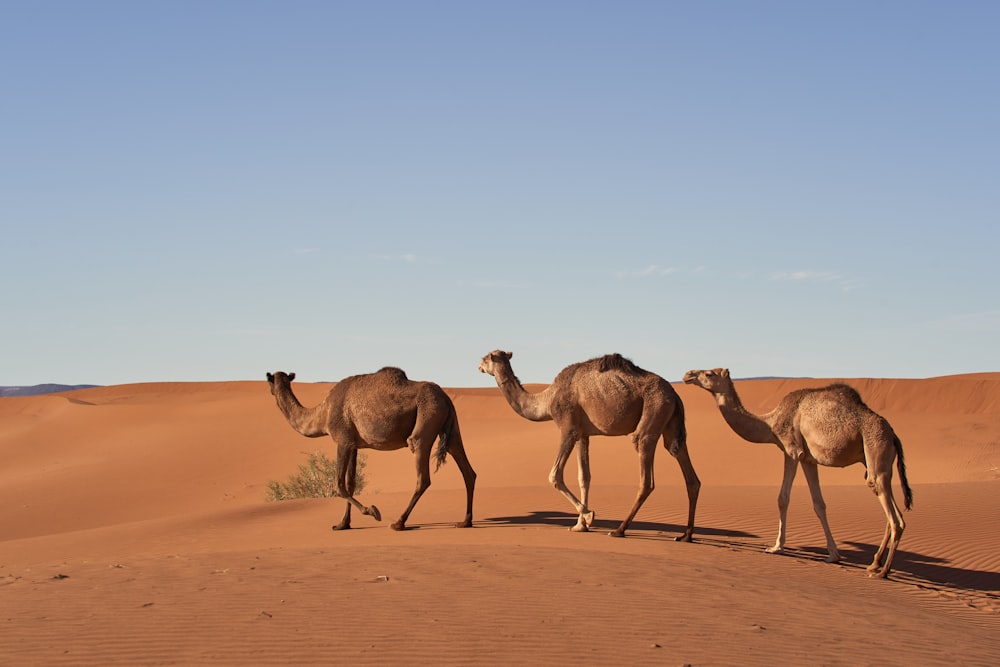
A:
[
  {"left": 433, "top": 399, "right": 457, "bottom": 472},
  {"left": 894, "top": 433, "right": 914, "bottom": 511}
]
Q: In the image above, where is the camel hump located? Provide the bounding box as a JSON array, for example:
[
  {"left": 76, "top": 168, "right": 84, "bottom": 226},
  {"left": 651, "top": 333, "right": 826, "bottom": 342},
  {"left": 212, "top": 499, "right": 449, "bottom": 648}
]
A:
[
  {"left": 827, "top": 383, "right": 867, "bottom": 405},
  {"left": 375, "top": 367, "right": 410, "bottom": 383},
  {"left": 596, "top": 353, "right": 641, "bottom": 375}
]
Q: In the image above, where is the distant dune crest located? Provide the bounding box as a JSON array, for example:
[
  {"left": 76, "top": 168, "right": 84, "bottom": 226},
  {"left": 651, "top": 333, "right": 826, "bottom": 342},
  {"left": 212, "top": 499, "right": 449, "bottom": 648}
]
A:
[{"left": 0, "top": 384, "right": 99, "bottom": 397}]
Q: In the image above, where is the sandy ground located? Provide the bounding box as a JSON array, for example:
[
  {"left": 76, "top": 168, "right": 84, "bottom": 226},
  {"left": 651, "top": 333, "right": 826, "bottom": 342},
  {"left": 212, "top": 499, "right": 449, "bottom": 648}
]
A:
[{"left": 2, "top": 373, "right": 998, "bottom": 665}]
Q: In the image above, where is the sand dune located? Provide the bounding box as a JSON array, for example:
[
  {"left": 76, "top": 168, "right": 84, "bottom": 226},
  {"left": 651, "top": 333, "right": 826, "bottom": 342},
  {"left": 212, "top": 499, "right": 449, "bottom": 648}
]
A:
[{"left": 2, "top": 374, "right": 998, "bottom": 665}]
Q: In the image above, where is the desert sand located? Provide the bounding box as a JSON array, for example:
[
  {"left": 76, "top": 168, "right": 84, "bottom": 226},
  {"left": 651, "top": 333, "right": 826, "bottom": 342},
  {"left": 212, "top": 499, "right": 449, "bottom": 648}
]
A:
[{"left": 2, "top": 373, "right": 998, "bottom": 665}]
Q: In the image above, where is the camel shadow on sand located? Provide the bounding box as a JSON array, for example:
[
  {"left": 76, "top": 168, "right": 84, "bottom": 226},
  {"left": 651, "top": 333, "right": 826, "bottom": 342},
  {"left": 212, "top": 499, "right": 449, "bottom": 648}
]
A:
[
  {"left": 838, "top": 540, "right": 1000, "bottom": 595},
  {"left": 473, "top": 512, "right": 999, "bottom": 605},
  {"left": 480, "top": 510, "right": 756, "bottom": 540},
  {"left": 751, "top": 541, "right": 1000, "bottom": 596}
]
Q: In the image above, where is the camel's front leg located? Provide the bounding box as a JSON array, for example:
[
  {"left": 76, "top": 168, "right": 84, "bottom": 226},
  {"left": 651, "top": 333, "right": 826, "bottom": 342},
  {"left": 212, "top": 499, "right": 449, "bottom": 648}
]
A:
[
  {"left": 767, "top": 456, "right": 798, "bottom": 554},
  {"left": 574, "top": 437, "right": 595, "bottom": 531},
  {"left": 334, "top": 442, "right": 381, "bottom": 524},
  {"left": 548, "top": 431, "right": 592, "bottom": 531},
  {"left": 331, "top": 448, "right": 358, "bottom": 531},
  {"left": 801, "top": 461, "right": 840, "bottom": 563}
]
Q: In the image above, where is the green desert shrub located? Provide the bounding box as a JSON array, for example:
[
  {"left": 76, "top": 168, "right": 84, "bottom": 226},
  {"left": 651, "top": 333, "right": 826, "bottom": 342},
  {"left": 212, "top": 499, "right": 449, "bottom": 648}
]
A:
[{"left": 266, "top": 450, "right": 367, "bottom": 501}]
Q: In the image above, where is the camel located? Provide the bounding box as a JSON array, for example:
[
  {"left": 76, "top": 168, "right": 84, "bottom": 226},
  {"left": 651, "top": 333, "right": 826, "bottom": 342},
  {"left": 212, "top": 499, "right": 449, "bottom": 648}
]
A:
[
  {"left": 266, "top": 368, "right": 476, "bottom": 531},
  {"left": 479, "top": 350, "right": 700, "bottom": 540},
  {"left": 682, "top": 368, "right": 913, "bottom": 578}
]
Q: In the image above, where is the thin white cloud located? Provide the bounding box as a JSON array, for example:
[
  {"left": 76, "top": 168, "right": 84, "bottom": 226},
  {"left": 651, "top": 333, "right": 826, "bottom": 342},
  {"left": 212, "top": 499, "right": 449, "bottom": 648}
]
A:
[
  {"left": 771, "top": 270, "right": 863, "bottom": 292},
  {"left": 373, "top": 253, "right": 418, "bottom": 263},
  {"left": 460, "top": 278, "right": 534, "bottom": 290},
  {"left": 615, "top": 264, "right": 681, "bottom": 279},
  {"left": 770, "top": 270, "right": 840, "bottom": 282}
]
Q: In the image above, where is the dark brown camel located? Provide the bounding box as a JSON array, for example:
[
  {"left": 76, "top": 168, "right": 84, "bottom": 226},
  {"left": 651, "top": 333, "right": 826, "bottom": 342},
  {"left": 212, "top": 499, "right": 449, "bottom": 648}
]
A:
[{"left": 267, "top": 368, "right": 476, "bottom": 531}]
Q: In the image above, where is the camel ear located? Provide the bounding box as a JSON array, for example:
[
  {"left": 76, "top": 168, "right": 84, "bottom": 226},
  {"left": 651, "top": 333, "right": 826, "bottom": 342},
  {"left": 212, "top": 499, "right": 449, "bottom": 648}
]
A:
[
  {"left": 266, "top": 372, "right": 274, "bottom": 383},
  {"left": 504, "top": 351, "right": 513, "bottom": 360},
  {"left": 288, "top": 372, "right": 296, "bottom": 382},
  {"left": 721, "top": 368, "right": 730, "bottom": 378}
]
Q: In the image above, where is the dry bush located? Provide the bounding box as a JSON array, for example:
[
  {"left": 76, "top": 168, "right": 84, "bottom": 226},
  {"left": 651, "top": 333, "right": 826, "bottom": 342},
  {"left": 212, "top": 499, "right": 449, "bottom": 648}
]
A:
[{"left": 266, "top": 450, "right": 367, "bottom": 501}]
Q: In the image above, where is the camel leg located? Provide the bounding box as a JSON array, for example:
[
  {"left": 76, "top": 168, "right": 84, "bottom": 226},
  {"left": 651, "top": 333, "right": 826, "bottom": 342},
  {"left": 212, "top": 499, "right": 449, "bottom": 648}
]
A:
[
  {"left": 609, "top": 434, "right": 656, "bottom": 538},
  {"left": 869, "top": 522, "right": 892, "bottom": 575},
  {"left": 866, "top": 473, "right": 906, "bottom": 578},
  {"left": 575, "top": 437, "right": 595, "bottom": 531},
  {"left": 801, "top": 461, "right": 840, "bottom": 563},
  {"left": 331, "top": 448, "right": 358, "bottom": 531},
  {"left": 548, "top": 430, "right": 592, "bottom": 531},
  {"left": 670, "top": 442, "right": 701, "bottom": 543},
  {"left": 392, "top": 439, "right": 433, "bottom": 531},
  {"left": 767, "top": 456, "right": 798, "bottom": 555},
  {"left": 335, "top": 442, "right": 381, "bottom": 523},
  {"left": 446, "top": 428, "right": 477, "bottom": 528}
]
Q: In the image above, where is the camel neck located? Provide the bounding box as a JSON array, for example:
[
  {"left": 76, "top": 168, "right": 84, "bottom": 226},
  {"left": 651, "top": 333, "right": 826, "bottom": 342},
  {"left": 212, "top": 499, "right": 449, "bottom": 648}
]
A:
[
  {"left": 714, "top": 384, "right": 777, "bottom": 445},
  {"left": 495, "top": 365, "right": 552, "bottom": 422},
  {"left": 273, "top": 383, "right": 329, "bottom": 438}
]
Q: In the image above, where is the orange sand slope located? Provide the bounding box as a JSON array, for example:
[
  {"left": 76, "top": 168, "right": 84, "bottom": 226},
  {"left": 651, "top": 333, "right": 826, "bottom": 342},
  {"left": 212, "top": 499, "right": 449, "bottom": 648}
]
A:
[{"left": 2, "top": 374, "right": 999, "bottom": 665}]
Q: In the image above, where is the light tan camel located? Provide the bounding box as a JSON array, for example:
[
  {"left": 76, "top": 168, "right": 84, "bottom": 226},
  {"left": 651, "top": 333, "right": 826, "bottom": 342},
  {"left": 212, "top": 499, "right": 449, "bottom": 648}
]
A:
[
  {"left": 479, "top": 350, "right": 700, "bottom": 540},
  {"left": 266, "top": 368, "right": 476, "bottom": 531},
  {"left": 683, "top": 368, "right": 913, "bottom": 578}
]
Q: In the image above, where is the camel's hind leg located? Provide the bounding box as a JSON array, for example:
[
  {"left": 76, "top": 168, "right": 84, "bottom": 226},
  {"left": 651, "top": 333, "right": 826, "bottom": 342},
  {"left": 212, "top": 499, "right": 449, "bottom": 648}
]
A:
[
  {"left": 863, "top": 421, "right": 908, "bottom": 578},
  {"left": 866, "top": 473, "right": 906, "bottom": 578},
  {"left": 661, "top": 404, "right": 699, "bottom": 542},
  {"left": 334, "top": 442, "right": 382, "bottom": 523},
  {"left": 392, "top": 438, "right": 433, "bottom": 531},
  {"left": 445, "top": 424, "right": 477, "bottom": 528},
  {"left": 801, "top": 461, "right": 841, "bottom": 563},
  {"left": 609, "top": 433, "right": 656, "bottom": 538},
  {"left": 670, "top": 441, "right": 701, "bottom": 542}
]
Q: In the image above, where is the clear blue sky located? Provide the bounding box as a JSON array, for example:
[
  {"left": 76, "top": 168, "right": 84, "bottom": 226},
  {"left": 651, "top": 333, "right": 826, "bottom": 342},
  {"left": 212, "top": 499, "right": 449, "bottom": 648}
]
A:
[{"left": 3, "top": 1, "right": 998, "bottom": 387}]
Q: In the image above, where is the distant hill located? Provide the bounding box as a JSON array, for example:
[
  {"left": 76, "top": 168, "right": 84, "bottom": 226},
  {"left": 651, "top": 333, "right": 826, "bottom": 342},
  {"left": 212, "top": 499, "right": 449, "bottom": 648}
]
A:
[{"left": 0, "top": 384, "right": 100, "bottom": 397}]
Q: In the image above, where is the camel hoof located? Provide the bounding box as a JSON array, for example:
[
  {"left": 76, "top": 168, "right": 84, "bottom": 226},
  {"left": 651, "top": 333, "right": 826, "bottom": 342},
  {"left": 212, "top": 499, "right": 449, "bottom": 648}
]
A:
[
  {"left": 765, "top": 546, "right": 785, "bottom": 555},
  {"left": 866, "top": 563, "right": 888, "bottom": 578},
  {"left": 608, "top": 530, "right": 626, "bottom": 538},
  {"left": 390, "top": 521, "right": 406, "bottom": 531},
  {"left": 569, "top": 523, "right": 590, "bottom": 533},
  {"left": 331, "top": 523, "right": 352, "bottom": 531},
  {"left": 675, "top": 532, "right": 694, "bottom": 543},
  {"left": 582, "top": 510, "right": 595, "bottom": 527},
  {"left": 455, "top": 519, "right": 473, "bottom": 528},
  {"left": 367, "top": 505, "right": 382, "bottom": 522},
  {"left": 825, "top": 554, "right": 841, "bottom": 564}
]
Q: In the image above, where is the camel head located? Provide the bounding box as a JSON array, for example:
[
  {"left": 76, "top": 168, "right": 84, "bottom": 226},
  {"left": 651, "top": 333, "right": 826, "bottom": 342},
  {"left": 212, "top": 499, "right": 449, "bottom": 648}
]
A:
[
  {"left": 478, "top": 350, "right": 513, "bottom": 377},
  {"left": 266, "top": 371, "right": 296, "bottom": 395},
  {"left": 682, "top": 368, "right": 732, "bottom": 394}
]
